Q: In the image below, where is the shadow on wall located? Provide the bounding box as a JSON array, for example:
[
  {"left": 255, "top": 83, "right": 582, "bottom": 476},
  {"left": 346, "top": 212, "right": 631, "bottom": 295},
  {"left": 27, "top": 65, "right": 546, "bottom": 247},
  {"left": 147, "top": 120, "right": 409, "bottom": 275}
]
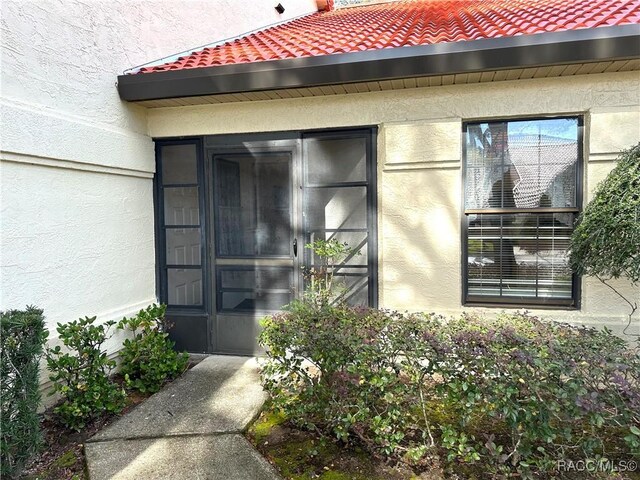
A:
[{"left": 380, "top": 166, "right": 461, "bottom": 311}]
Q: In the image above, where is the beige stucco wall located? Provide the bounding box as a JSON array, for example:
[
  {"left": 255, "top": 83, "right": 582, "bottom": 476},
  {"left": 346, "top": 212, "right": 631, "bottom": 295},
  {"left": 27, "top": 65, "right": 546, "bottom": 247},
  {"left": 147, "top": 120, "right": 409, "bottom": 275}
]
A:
[{"left": 148, "top": 71, "right": 640, "bottom": 337}]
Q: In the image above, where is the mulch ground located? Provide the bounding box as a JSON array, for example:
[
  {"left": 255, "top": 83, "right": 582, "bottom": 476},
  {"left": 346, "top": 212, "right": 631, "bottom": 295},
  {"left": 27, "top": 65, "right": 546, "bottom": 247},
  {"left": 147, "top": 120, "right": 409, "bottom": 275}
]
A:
[{"left": 21, "top": 387, "right": 148, "bottom": 480}]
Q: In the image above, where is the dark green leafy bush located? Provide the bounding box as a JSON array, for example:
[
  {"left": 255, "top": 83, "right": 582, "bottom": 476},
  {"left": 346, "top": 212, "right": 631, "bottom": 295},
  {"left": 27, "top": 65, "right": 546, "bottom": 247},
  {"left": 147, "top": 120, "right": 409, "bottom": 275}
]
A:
[
  {"left": 570, "top": 143, "right": 640, "bottom": 335},
  {"left": 260, "top": 304, "right": 640, "bottom": 477},
  {"left": 117, "top": 304, "right": 188, "bottom": 393},
  {"left": 1, "top": 307, "right": 48, "bottom": 478},
  {"left": 570, "top": 143, "right": 640, "bottom": 283},
  {"left": 46, "top": 316, "right": 126, "bottom": 431}
]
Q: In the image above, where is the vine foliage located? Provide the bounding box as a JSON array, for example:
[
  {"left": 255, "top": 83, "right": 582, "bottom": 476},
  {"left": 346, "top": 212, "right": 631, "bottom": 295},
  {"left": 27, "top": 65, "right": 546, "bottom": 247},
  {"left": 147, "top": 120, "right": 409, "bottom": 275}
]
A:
[{"left": 570, "top": 143, "right": 640, "bottom": 335}]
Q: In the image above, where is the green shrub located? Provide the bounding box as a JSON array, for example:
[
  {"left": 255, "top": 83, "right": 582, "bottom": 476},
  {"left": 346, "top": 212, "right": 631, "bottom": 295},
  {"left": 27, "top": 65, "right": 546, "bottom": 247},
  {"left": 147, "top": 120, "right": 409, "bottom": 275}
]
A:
[
  {"left": 46, "top": 316, "right": 126, "bottom": 431},
  {"left": 570, "top": 143, "right": 640, "bottom": 335},
  {"left": 1, "top": 306, "right": 48, "bottom": 478},
  {"left": 117, "top": 304, "right": 188, "bottom": 394},
  {"left": 260, "top": 305, "right": 640, "bottom": 477},
  {"left": 303, "top": 239, "right": 360, "bottom": 306},
  {"left": 570, "top": 143, "right": 640, "bottom": 284}
]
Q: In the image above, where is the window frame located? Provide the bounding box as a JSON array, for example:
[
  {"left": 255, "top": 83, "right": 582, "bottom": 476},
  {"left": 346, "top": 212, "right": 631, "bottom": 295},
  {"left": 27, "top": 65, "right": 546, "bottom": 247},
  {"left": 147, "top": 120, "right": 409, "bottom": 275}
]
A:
[
  {"left": 155, "top": 138, "right": 208, "bottom": 312},
  {"left": 461, "top": 115, "right": 584, "bottom": 309},
  {"left": 301, "top": 129, "right": 379, "bottom": 308}
]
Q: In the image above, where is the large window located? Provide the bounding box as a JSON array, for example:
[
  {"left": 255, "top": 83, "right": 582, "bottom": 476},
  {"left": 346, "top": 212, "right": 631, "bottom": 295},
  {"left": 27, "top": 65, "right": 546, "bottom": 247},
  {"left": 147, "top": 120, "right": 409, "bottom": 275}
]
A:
[{"left": 463, "top": 117, "right": 582, "bottom": 307}]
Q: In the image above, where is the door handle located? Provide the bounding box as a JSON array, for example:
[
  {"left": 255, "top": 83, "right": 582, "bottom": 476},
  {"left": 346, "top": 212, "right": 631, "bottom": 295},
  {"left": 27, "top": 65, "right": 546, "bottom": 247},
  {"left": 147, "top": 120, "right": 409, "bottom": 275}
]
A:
[{"left": 293, "top": 238, "right": 298, "bottom": 257}]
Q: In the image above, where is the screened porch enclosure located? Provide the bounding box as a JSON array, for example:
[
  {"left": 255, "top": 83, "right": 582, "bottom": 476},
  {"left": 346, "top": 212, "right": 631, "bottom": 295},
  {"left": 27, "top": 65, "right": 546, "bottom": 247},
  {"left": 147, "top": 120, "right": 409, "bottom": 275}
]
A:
[{"left": 155, "top": 129, "right": 377, "bottom": 354}]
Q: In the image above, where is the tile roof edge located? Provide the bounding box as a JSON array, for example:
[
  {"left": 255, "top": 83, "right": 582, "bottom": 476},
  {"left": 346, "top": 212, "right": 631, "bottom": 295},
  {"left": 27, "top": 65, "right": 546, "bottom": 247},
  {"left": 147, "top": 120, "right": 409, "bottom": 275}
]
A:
[
  {"left": 117, "top": 24, "right": 640, "bottom": 102},
  {"left": 123, "top": 11, "right": 320, "bottom": 75}
]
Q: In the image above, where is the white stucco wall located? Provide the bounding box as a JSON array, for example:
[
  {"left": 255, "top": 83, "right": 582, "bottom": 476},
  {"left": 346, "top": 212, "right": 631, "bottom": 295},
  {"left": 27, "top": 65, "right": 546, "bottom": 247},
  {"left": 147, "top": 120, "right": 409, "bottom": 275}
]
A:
[
  {"left": 0, "top": 0, "right": 318, "bottom": 358},
  {"left": 148, "top": 71, "right": 640, "bottom": 337}
]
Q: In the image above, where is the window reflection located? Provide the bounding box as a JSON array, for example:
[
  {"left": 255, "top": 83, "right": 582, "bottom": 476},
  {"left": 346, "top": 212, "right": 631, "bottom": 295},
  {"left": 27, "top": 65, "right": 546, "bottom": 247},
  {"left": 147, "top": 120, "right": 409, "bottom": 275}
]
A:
[{"left": 465, "top": 118, "right": 579, "bottom": 304}]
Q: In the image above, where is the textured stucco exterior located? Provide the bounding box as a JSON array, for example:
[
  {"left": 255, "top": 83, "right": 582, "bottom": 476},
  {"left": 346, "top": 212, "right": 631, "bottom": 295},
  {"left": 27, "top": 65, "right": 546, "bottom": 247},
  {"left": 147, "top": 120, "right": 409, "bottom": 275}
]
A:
[
  {"left": 1, "top": 0, "right": 638, "bottom": 370},
  {"left": 0, "top": 0, "right": 317, "bottom": 359},
  {"left": 148, "top": 72, "right": 640, "bottom": 336}
]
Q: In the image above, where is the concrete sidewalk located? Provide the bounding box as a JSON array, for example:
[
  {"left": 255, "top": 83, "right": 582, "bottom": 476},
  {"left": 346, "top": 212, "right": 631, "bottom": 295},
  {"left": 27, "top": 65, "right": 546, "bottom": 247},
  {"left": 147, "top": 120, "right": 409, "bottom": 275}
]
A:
[{"left": 85, "top": 356, "right": 280, "bottom": 480}]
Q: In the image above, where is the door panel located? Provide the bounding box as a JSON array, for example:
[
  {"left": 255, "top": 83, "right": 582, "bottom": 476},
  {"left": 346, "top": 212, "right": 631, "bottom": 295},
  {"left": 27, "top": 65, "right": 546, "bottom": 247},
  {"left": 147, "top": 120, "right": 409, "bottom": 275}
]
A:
[
  {"left": 163, "top": 187, "right": 200, "bottom": 225},
  {"left": 217, "top": 266, "right": 294, "bottom": 312},
  {"left": 211, "top": 145, "right": 300, "bottom": 354},
  {"left": 157, "top": 139, "right": 209, "bottom": 353},
  {"left": 167, "top": 269, "right": 203, "bottom": 306},
  {"left": 161, "top": 144, "right": 198, "bottom": 184},
  {"left": 305, "top": 136, "right": 367, "bottom": 184},
  {"left": 302, "top": 132, "right": 376, "bottom": 307},
  {"left": 157, "top": 131, "right": 376, "bottom": 355},
  {"left": 215, "top": 315, "right": 261, "bottom": 356},
  {"left": 166, "top": 314, "right": 209, "bottom": 353},
  {"left": 166, "top": 228, "right": 201, "bottom": 265},
  {"left": 305, "top": 187, "right": 368, "bottom": 229},
  {"left": 214, "top": 154, "right": 292, "bottom": 257}
]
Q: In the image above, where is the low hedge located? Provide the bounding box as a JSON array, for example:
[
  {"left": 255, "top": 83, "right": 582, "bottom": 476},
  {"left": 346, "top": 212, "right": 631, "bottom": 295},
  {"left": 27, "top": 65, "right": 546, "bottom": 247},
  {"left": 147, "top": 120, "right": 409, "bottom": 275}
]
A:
[
  {"left": 1, "top": 307, "right": 48, "bottom": 478},
  {"left": 260, "top": 303, "right": 640, "bottom": 477}
]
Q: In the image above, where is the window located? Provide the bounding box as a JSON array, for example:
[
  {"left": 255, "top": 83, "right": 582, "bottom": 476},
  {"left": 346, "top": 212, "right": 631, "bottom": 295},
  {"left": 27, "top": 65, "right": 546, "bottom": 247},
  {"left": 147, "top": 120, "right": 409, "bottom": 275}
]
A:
[
  {"left": 463, "top": 117, "right": 582, "bottom": 307},
  {"left": 157, "top": 141, "right": 205, "bottom": 308},
  {"left": 302, "top": 133, "right": 376, "bottom": 307}
]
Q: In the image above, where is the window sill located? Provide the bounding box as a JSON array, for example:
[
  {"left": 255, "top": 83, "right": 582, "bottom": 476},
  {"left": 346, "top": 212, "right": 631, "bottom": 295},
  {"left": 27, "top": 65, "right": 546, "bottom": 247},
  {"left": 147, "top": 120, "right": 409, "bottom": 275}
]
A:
[{"left": 463, "top": 301, "right": 579, "bottom": 311}]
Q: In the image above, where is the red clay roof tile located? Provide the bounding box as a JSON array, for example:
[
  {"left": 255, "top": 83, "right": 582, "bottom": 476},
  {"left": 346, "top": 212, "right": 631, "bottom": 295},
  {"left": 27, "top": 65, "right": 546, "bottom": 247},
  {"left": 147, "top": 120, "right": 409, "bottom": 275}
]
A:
[{"left": 136, "top": 0, "right": 640, "bottom": 74}]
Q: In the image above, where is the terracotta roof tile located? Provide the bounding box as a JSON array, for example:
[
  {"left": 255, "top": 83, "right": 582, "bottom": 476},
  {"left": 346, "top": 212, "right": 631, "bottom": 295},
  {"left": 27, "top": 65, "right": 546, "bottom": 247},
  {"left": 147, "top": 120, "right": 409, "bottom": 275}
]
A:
[{"left": 136, "top": 0, "right": 640, "bottom": 74}]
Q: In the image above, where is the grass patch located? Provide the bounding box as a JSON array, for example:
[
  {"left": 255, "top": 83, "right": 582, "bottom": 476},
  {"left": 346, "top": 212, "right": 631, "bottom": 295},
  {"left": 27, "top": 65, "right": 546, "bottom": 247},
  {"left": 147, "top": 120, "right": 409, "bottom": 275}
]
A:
[
  {"left": 52, "top": 450, "right": 77, "bottom": 469},
  {"left": 248, "top": 402, "right": 639, "bottom": 480}
]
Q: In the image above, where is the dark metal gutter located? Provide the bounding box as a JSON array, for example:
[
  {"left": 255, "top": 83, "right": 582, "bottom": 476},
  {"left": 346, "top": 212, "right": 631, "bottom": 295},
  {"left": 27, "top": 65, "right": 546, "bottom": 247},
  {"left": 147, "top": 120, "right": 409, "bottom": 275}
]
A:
[{"left": 118, "top": 24, "right": 640, "bottom": 102}]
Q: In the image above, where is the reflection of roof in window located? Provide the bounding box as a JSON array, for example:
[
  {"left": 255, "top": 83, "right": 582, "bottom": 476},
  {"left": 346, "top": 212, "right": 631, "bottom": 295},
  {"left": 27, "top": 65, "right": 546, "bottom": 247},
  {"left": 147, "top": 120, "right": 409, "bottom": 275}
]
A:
[{"left": 507, "top": 135, "right": 577, "bottom": 208}]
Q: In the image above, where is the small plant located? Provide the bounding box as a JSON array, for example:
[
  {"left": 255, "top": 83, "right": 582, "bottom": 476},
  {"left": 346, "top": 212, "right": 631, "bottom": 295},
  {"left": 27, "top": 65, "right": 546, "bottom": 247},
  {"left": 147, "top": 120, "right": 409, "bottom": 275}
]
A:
[
  {"left": 304, "top": 238, "right": 360, "bottom": 306},
  {"left": 117, "top": 304, "right": 188, "bottom": 394},
  {"left": 46, "top": 316, "right": 126, "bottom": 431},
  {"left": 1, "top": 306, "right": 48, "bottom": 478}
]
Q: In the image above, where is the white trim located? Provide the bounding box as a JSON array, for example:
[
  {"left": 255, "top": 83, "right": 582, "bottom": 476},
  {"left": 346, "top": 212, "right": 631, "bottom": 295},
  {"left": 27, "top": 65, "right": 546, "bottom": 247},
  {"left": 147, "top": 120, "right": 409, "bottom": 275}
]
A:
[
  {"left": 0, "top": 96, "right": 147, "bottom": 140},
  {"left": 588, "top": 152, "right": 621, "bottom": 163},
  {"left": 383, "top": 160, "right": 460, "bottom": 171}
]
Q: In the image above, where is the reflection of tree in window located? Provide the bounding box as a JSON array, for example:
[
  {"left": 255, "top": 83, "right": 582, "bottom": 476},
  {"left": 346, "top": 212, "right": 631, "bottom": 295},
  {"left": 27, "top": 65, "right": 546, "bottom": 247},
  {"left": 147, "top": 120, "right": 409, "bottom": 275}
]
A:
[{"left": 488, "top": 168, "right": 518, "bottom": 279}]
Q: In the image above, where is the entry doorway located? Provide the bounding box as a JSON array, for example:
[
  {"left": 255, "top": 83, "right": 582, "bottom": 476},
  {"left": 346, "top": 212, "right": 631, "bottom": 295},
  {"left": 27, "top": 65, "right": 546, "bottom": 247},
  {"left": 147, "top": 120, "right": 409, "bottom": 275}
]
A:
[
  {"left": 155, "top": 129, "right": 377, "bottom": 354},
  {"left": 210, "top": 141, "right": 301, "bottom": 354}
]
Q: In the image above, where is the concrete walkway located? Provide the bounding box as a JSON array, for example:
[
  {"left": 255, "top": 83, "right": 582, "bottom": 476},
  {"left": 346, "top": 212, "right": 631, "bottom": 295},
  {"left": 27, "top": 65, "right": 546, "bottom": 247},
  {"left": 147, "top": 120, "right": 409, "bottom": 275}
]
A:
[{"left": 85, "top": 356, "right": 280, "bottom": 480}]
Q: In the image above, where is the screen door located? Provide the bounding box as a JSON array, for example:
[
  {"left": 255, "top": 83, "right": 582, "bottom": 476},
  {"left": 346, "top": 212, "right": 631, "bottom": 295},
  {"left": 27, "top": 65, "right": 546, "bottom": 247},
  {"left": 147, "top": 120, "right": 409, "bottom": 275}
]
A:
[{"left": 211, "top": 147, "right": 300, "bottom": 354}]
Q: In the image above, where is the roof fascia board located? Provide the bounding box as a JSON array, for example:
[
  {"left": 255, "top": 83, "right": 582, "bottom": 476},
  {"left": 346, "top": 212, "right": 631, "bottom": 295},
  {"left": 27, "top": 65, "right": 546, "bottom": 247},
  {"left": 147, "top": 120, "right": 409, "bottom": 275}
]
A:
[{"left": 118, "top": 24, "right": 640, "bottom": 102}]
